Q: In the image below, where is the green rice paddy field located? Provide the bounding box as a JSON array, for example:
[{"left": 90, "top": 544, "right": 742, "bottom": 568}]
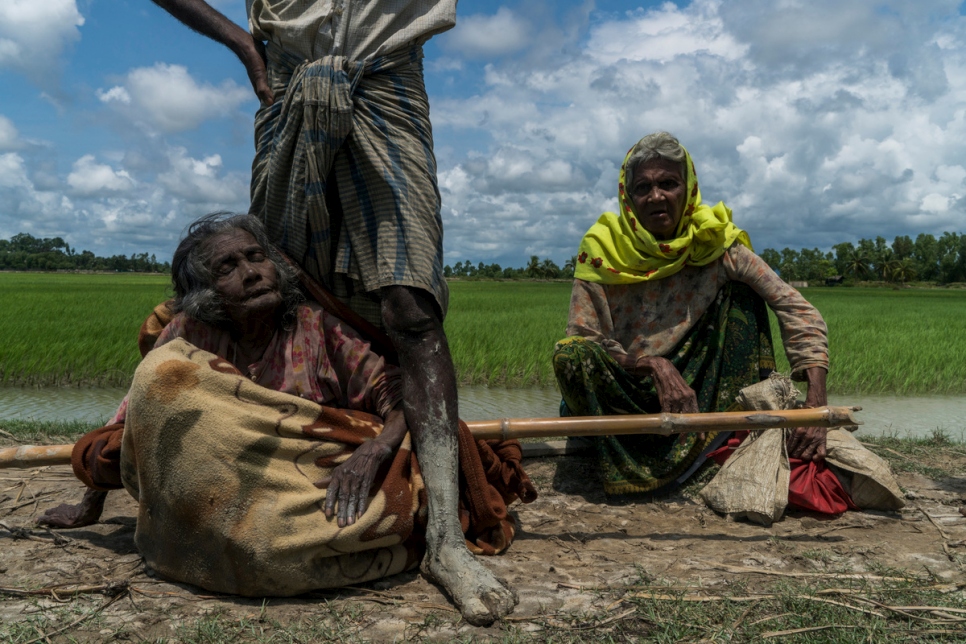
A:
[{"left": 1, "top": 272, "right": 964, "bottom": 394}]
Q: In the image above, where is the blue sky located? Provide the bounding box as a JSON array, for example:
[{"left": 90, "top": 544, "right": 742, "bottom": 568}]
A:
[{"left": 1, "top": 0, "right": 964, "bottom": 268}]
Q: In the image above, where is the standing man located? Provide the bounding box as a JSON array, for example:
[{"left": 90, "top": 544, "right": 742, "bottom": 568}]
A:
[{"left": 149, "top": 0, "right": 517, "bottom": 625}]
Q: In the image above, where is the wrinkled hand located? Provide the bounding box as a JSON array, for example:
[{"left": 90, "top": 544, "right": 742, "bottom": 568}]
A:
[
  {"left": 625, "top": 355, "right": 698, "bottom": 414},
  {"left": 36, "top": 489, "right": 106, "bottom": 529},
  {"left": 786, "top": 426, "right": 827, "bottom": 461},
  {"left": 616, "top": 354, "right": 700, "bottom": 444},
  {"left": 241, "top": 36, "right": 274, "bottom": 106},
  {"left": 787, "top": 366, "right": 829, "bottom": 462},
  {"left": 321, "top": 439, "right": 393, "bottom": 528}
]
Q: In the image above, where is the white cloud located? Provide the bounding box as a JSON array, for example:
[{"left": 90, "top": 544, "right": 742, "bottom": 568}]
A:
[
  {"left": 96, "top": 86, "right": 131, "bottom": 105},
  {"left": 0, "top": 116, "right": 21, "bottom": 151},
  {"left": 588, "top": 0, "right": 748, "bottom": 65},
  {"left": 98, "top": 64, "right": 252, "bottom": 133},
  {"left": 0, "top": 0, "right": 84, "bottom": 83},
  {"left": 67, "top": 155, "right": 137, "bottom": 196},
  {"left": 0, "top": 140, "right": 249, "bottom": 261},
  {"left": 157, "top": 147, "right": 248, "bottom": 205},
  {"left": 444, "top": 8, "right": 530, "bottom": 58}
]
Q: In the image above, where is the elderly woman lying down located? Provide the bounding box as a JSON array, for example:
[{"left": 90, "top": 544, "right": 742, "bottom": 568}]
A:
[
  {"left": 39, "top": 213, "right": 534, "bottom": 610},
  {"left": 554, "top": 132, "right": 902, "bottom": 516}
]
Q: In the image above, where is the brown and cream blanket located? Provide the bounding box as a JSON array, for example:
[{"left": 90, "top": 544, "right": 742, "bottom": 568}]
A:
[{"left": 74, "top": 338, "right": 535, "bottom": 596}]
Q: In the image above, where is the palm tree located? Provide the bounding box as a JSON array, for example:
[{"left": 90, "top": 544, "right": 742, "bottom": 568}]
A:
[
  {"left": 563, "top": 255, "right": 577, "bottom": 277},
  {"left": 891, "top": 258, "right": 917, "bottom": 284},
  {"left": 525, "top": 255, "right": 541, "bottom": 278},
  {"left": 541, "top": 258, "right": 560, "bottom": 279},
  {"left": 873, "top": 249, "right": 898, "bottom": 281},
  {"left": 844, "top": 249, "right": 871, "bottom": 279}
]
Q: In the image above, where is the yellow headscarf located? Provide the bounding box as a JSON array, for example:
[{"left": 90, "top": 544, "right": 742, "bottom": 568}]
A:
[{"left": 574, "top": 143, "right": 752, "bottom": 284}]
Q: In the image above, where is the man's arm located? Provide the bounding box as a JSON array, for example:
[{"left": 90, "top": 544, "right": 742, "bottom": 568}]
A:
[{"left": 150, "top": 0, "right": 274, "bottom": 105}]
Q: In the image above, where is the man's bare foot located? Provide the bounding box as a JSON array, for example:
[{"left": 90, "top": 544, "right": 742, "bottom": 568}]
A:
[
  {"left": 36, "top": 489, "right": 107, "bottom": 529},
  {"left": 421, "top": 539, "right": 517, "bottom": 626}
]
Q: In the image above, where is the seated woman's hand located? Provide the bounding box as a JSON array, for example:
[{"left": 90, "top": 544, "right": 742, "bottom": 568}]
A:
[
  {"left": 320, "top": 407, "right": 408, "bottom": 528},
  {"left": 631, "top": 355, "right": 699, "bottom": 414},
  {"left": 786, "top": 367, "right": 829, "bottom": 462}
]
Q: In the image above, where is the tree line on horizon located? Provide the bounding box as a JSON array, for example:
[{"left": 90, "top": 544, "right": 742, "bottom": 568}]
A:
[
  {"left": 444, "top": 255, "right": 575, "bottom": 280},
  {"left": 448, "top": 231, "right": 966, "bottom": 285},
  {"left": 0, "top": 232, "right": 170, "bottom": 273},
  {"left": 760, "top": 231, "right": 966, "bottom": 285},
  {"left": 5, "top": 230, "right": 964, "bottom": 285}
]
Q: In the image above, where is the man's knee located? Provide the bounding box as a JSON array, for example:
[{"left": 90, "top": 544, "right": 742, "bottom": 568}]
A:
[{"left": 381, "top": 286, "right": 442, "bottom": 339}]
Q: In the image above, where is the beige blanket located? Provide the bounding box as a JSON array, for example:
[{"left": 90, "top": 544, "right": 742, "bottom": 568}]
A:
[{"left": 119, "top": 338, "right": 533, "bottom": 596}]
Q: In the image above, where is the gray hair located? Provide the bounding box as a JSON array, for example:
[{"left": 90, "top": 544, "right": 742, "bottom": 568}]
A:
[
  {"left": 624, "top": 131, "right": 688, "bottom": 185},
  {"left": 171, "top": 212, "right": 303, "bottom": 329}
]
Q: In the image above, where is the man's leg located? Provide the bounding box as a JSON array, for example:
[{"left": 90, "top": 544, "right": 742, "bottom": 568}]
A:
[{"left": 381, "top": 285, "right": 517, "bottom": 626}]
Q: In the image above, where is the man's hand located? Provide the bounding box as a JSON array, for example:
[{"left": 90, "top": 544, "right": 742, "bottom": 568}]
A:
[
  {"left": 787, "top": 367, "right": 828, "bottom": 462},
  {"left": 238, "top": 36, "right": 274, "bottom": 106},
  {"left": 151, "top": 0, "right": 274, "bottom": 105},
  {"left": 36, "top": 489, "right": 107, "bottom": 529},
  {"left": 320, "top": 408, "right": 407, "bottom": 528}
]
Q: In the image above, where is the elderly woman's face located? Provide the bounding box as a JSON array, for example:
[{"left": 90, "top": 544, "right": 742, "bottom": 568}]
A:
[
  {"left": 205, "top": 229, "right": 282, "bottom": 324},
  {"left": 629, "top": 158, "right": 687, "bottom": 240}
]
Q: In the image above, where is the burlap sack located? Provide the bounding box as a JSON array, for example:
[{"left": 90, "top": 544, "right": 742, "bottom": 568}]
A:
[
  {"left": 699, "top": 374, "right": 797, "bottom": 526},
  {"left": 825, "top": 429, "right": 905, "bottom": 510},
  {"left": 700, "top": 373, "right": 905, "bottom": 522}
]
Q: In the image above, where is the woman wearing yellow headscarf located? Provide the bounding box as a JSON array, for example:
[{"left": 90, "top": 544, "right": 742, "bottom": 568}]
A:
[{"left": 553, "top": 132, "right": 830, "bottom": 497}]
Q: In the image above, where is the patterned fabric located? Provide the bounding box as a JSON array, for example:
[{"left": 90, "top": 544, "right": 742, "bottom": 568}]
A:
[
  {"left": 567, "top": 244, "right": 828, "bottom": 380},
  {"left": 575, "top": 144, "right": 751, "bottom": 285},
  {"left": 109, "top": 302, "right": 401, "bottom": 426},
  {"left": 118, "top": 339, "right": 535, "bottom": 597},
  {"left": 554, "top": 282, "right": 776, "bottom": 496},
  {"left": 246, "top": 0, "right": 456, "bottom": 63},
  {"left": 250, "top": 43, "right": 448, "bottom": 328}
]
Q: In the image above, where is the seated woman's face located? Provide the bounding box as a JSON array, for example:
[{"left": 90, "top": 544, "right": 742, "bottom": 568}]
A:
[
  {"left": 628, "top": 158, "right": 687, "bottom": 240},
  {"left": 205, "top": 229, "right": 283, "bottom": 325}
]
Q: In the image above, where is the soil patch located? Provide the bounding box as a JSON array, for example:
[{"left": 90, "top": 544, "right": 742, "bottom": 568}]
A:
[{"left": 2, "top": 443, "right": 965, "bottom": 641}]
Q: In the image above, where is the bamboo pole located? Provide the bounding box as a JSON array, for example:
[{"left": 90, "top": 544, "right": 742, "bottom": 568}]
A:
[
  {"left": 0, "top": 406, "right": 860, "bottom": 469},
  {"left": 0, "top": 444, "right": 74, "bottom": 468},
  {"left": 464, "top": 406, "right": 862, "bottom": 440}
]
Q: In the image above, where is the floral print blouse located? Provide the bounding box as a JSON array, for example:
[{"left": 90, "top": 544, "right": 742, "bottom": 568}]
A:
[
  {"left": 110, "top": 302, "right": 402, "bottom": 424},
  {"left": 567, "top": 244, "right": 828, "bottom": 379}
]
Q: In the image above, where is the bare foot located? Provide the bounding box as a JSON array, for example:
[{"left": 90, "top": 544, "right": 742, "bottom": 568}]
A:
[
  {"left": 421, "top": 539, "right": 517, "bottom": 626},
  {"left": 36, "top": 489, "right": 107, "bottom": 529}
]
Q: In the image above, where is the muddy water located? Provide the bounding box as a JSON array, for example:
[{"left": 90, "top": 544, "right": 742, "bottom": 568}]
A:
[{"left": 0, "top": 385, "right": 962, "bottom": 439}]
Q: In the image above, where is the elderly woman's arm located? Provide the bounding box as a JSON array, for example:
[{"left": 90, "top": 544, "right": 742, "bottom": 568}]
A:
[
  {"left": 319, "top": 309, "right": 406, "bottom": 526},
  {"left": 323, "top": 405, "right": 408, "bottom": 527},
  {"left": 725, "top": 245, "right": 830, "bottom": 461}
]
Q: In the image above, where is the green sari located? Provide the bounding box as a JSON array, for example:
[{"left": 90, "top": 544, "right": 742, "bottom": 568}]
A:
[{"left": 553, "top": 282, "right": 776, "bottom": 496}]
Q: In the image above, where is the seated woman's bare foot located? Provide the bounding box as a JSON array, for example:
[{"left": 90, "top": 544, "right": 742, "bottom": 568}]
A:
[
  {"left": 421, "top": 539, "right": 517, "bottom": 626},
  {"left": 36, "top": 489, "right": 107, "bottom": 529}
]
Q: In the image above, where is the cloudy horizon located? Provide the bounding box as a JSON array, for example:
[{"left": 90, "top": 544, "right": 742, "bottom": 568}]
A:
[{"left": 1, "top": 0, "right": 964, "bottom": 269}]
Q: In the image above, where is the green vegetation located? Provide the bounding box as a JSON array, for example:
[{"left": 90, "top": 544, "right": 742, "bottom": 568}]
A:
[
  {"left": 770, "top": 287, "right": 966, "bottom": 395},
  {"left": 0, "top": 231, "right": 169, "bottom": 272},
  {"left": 1, "top": 274, "right": 965, "bottom": 394},
  {"left": 0, "top": 273, "right": 170, "bottom": 386},
  {"left": 445, "top": 281, "right": 570, "bottom": 387}
]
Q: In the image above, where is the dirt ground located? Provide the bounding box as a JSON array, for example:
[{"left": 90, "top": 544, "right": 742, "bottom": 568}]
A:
[{"left": 1, "top": 444, "right": 965, "bottom": 642}]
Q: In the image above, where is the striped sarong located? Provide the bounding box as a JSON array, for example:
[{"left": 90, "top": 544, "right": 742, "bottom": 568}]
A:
[{"left": 250, "top": 43, "right": 448, "bottom": 328}]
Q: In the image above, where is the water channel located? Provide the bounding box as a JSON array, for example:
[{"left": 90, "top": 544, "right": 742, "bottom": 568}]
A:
[{"left": 1, "top": 386, "right": 963, "bottom": 439}]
